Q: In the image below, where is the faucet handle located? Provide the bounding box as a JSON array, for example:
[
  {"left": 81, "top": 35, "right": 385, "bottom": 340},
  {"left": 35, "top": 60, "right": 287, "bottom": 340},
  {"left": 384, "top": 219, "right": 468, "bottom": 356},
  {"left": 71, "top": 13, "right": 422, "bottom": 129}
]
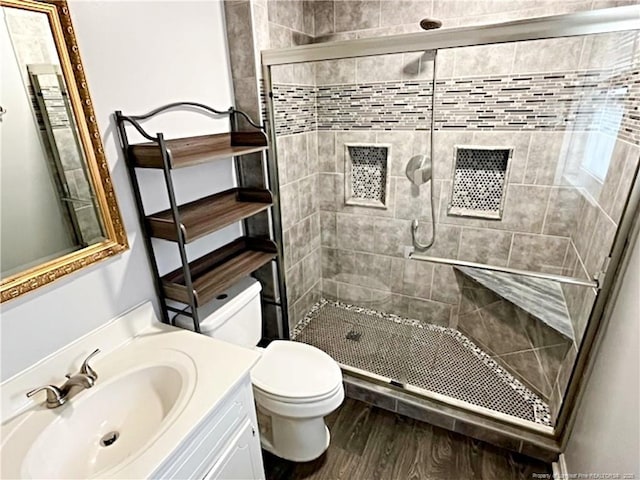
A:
[
  {"left": 79, "top": 348, "right": 100, "bottom": 381},
  {"left": 26, "top": 385, "right": 65, "bottom": 408}
]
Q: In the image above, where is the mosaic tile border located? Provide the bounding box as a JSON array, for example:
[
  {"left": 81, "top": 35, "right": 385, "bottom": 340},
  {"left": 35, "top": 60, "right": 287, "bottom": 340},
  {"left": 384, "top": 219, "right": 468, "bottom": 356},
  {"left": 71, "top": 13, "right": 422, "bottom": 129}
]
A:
[
  {"left": 272, "top": 84, "right": 316, "bottom": 135},
  {"left": 292, "top": 298, "right": 551, "bottom": 426},
  {"left": 272, "top": 66, "right": 639, "bottom": 146}
]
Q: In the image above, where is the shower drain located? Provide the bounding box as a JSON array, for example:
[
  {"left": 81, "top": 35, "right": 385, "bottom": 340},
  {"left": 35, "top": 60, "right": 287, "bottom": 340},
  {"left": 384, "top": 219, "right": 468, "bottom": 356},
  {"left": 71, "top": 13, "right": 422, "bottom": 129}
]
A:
[
  {"left": 100, "top": 431, "right": 120, "bottom": 447},
  {"left": 345, "top": 330, "right": 362, "bottom": 341}
]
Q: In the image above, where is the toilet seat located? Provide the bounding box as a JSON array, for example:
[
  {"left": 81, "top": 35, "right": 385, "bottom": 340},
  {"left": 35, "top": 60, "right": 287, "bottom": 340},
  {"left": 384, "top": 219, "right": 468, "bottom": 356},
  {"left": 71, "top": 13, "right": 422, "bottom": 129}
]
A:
[
  {"left": 251, "top": 341, "right": 342, "bottom": 401},
  {"left": 254, "top": 381, "right": 343, "bottom": 404},
  {"left": 253, "top": 382, "right": 344, "bottom": 419}
]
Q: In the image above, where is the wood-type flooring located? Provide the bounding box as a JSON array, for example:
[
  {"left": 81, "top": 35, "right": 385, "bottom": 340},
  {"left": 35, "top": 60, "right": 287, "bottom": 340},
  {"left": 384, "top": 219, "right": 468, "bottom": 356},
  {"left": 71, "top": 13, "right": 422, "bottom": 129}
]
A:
[{"left": 263, "top": 399, "right": 552, "bottom": 480}]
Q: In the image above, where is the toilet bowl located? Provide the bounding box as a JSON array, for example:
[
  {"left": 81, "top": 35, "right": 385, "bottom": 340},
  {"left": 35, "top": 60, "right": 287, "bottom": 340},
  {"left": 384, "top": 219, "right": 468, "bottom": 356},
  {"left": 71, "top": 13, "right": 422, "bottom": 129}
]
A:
[
  {"left": 175, "top": 277, "right": 344, "bottom": 462},
  {"left": 252, "top": 341, "right": 344, "bottom": 461}
]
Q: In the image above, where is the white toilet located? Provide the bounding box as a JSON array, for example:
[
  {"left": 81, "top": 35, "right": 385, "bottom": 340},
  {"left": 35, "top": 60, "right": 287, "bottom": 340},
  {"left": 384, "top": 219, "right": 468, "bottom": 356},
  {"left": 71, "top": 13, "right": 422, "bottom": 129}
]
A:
[{"left": 175, "top": 277, "right": 344, "bottom": 462}]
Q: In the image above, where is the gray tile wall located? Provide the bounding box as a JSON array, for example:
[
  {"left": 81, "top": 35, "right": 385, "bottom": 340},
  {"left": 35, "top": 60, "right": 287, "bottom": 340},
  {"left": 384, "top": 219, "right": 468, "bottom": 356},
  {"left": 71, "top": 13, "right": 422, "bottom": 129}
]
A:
[
  {"left": 277, "top": 131, "right": 323, "bottom": 328},
  {"left": 456, "top": 279, "right": 572, "bottom": 401},
  {"left": 558, "top": 34, "right": 640, "bottom": 345},
  {"left": 273, "top": 30, "right": 639, "bottom": 414},
  {"left": 267, "top": 0, "right": 315, "bottom": 44},
  {"left": 315, "top": 126, "right": 579, "bottom": 406},
  {"left": 549, "top": 32, "right": 640, "bottom": 417},
  {"left": 310, "top": 0, "right": 637, "bottom": 42},
  {"left": 223, "top": 0, "right": 308, "bottom": 337},
  {"left": 318, "top": 129, "right": 581, "bottom": 275},
  {"left": 559, "top": 135, "right": 639, "bottom": 348},
  {"left": 224, "top": 1, "right": 262, "bottom": 124},
  {"left": 276, "top": 31, "right": 640, "bottom": 145},
  {"left": 224, "top": 0, "right": 640, "bottom": 417},
  {"left": 222, "top": 0, "right": 326, "bottom": 335},
  {"left": 311, "top": 68, "right": 635, "bottom": 139}
]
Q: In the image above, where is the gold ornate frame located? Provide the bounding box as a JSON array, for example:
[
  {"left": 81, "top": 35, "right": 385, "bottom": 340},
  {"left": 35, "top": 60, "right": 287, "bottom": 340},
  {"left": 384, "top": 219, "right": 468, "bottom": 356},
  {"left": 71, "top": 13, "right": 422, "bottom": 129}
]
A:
[{"left": 0, "top": 0, "right": 128, "bottom": 302}]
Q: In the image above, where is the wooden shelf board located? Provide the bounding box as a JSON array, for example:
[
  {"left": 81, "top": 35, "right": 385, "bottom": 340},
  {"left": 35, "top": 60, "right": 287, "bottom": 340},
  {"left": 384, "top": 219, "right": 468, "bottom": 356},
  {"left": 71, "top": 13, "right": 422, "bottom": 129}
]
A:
[
  {"left": 162, "top": 237, "right": 277, "bottom": 306},
  {"left": 129, "top": 131, "right": 268, "bottom": 169},
  {"left": 147, "top": 188, "right": 272, "bottom": 243}
]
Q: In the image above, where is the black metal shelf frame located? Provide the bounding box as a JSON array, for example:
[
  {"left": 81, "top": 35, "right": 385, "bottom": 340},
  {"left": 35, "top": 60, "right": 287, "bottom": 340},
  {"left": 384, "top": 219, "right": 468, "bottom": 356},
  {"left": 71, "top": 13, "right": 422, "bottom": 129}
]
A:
[{"left": 114, "top": 102, "right": 289, "bottom": 336}]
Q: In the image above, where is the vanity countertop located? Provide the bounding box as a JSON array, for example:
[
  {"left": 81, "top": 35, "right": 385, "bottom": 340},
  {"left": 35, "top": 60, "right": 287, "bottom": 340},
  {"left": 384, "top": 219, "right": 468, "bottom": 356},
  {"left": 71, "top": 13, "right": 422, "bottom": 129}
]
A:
[{"left": 0, "top": 302, "right": 261, "bottom": 479}]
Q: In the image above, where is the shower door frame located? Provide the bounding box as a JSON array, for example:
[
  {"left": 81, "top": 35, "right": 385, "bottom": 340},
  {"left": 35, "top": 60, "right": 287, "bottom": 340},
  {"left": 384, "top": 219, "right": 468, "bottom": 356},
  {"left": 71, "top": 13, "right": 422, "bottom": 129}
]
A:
[{"left": 261, "top": 4, "right": 640, "bottom": 449}]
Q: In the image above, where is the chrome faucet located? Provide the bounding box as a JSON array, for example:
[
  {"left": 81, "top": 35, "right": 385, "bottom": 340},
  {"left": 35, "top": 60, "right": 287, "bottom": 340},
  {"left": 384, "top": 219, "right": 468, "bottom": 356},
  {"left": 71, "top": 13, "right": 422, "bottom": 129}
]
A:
[{"left": 26, "top": 349, "right": 100, "bottom": 408}]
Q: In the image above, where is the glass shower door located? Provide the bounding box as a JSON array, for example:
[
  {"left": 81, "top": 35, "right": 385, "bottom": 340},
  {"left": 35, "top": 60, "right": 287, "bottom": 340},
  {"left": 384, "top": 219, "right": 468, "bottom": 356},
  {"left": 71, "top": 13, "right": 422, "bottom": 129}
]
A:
[{"left": 267, "top": 25, "right": 640, "bottom": 429}]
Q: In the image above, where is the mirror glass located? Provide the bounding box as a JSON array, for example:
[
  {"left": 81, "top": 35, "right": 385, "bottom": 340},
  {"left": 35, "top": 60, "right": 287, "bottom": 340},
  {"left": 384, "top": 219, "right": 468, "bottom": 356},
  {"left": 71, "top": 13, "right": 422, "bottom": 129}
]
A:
[{"left": 1, "top": 6, "right": 105, "bottom": 279}]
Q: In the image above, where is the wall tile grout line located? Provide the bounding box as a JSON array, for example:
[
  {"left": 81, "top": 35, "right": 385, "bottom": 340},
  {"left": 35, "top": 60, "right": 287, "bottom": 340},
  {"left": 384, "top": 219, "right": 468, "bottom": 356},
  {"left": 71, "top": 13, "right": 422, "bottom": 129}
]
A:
[{"left": 540, "top": 186, "right": 554, "bottom": 235}]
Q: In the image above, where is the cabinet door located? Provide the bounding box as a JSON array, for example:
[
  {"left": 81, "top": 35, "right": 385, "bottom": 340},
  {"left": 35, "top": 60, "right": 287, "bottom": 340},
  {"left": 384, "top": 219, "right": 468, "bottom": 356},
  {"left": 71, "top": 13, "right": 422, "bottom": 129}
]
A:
[{"left": 203, "top": 419, "right": 265, "bottom": 480}]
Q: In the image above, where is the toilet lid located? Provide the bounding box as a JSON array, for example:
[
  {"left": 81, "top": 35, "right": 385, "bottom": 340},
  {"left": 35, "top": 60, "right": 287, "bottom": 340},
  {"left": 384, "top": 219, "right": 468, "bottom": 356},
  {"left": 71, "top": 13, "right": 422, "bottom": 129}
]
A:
[{"left": 251, "top": 341, "right": 342, "bottom": 400}]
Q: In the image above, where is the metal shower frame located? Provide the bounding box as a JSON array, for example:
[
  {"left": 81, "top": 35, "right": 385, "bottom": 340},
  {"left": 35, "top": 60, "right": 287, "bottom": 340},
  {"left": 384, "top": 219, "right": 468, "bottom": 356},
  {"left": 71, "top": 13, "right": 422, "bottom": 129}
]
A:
[{"left": 260, "top": 4, "right": 640, "bottom": 449}]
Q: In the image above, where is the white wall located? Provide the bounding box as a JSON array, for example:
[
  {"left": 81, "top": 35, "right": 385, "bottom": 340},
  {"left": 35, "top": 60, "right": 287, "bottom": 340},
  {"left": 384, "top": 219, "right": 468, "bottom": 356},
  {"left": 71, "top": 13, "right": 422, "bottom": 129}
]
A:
[
  {"left": 563, "top": 232, "right": 640, "bottom": 475},
  {"left": 0, "top": 0, "right": 238, "bottom": 380}
]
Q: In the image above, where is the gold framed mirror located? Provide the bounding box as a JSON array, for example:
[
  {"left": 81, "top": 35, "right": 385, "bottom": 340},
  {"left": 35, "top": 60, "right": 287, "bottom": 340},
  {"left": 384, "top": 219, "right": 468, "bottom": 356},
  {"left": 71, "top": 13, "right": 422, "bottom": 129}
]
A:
[{"left": 0, "top": 0, "right": 127, "bottom": 302}]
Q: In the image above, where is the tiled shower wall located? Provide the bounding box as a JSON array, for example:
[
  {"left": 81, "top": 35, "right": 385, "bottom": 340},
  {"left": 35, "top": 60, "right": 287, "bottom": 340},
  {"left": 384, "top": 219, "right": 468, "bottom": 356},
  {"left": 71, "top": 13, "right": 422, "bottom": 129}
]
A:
[
  {"left": 551, "top": 32, "right": 640, "bottom": 413},
  {"left": 317, "top": 127, "right": 581, "bottom": 406},
  {"left": 222, "top": 0, "right": 637, "bottom": 335},
  {"left": 223, "top": 1, "right": 639, "bottom": 415},
  {"left": 277, "top": 130, "right": 323, "bottom": 326},
  {"left": 224, "top": 0, "right": 319, "bottom": 338},
  {"left": 308, "top": 0, "right": 638, "bottom": 42},
  {"left": 223, "top": 0, "right": 319, "bottom": 337},
  {"left": 271, "top": 62, "right": 322, "bottom": 327},
  {"left": 271, "top": 30, "right": 640, "bottom": 411}
]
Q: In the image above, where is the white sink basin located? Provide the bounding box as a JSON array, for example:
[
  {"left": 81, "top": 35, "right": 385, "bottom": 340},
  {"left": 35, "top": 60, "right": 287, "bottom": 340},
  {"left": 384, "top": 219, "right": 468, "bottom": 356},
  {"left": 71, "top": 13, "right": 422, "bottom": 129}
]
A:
[
  {"left": 1, "top": 302, "right": 260, "bottom": 479},
  {"left": 2, "top": 347, "right": 196, "bottom": 479},
  {"left": 25, "top": 365, "right": 183, "bottom": 478}
]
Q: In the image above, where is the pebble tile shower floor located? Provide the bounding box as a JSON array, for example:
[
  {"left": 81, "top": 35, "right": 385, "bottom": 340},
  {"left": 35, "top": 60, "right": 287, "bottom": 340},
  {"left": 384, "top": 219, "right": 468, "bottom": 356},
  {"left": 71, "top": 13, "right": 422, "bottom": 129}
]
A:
[{"left": 293, "top": 299, "right": 551, "bottom": 426}]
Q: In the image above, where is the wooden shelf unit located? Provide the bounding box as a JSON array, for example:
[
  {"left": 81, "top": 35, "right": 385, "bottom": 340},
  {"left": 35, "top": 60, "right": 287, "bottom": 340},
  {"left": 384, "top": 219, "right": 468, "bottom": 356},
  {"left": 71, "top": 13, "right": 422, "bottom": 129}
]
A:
[
  {"left": 115, "top": 104, "right": 287, "bottom": 335},
  {"left": 162, "top": 237, "right": 277, "bottom": 306},
  {"left": 146, "top": 188, "right": 272, "bottom": 243},
  {"left": 128, "top": 132, "right": 268, "bottom": 169}
]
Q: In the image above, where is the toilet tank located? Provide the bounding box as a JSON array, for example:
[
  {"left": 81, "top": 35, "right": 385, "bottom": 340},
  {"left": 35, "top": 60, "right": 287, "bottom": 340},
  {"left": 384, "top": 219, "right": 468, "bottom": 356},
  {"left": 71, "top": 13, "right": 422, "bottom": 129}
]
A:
[{"left": 174, "top": 277, "right": 263, "bottom": 348}]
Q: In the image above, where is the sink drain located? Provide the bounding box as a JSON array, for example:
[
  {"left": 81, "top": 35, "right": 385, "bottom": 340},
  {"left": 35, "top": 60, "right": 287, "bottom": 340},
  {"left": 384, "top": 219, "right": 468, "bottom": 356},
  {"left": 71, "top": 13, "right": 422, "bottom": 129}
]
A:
[{"left": 100, "top": 431, "right": 120, "bottom": 447}]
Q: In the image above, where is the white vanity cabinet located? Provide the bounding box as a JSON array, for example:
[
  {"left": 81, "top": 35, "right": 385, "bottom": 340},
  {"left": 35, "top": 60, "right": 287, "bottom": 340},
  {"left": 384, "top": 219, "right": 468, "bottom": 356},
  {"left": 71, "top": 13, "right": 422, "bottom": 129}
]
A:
[
  {"left": 152, "top": 375, "right": 265, "bottom": 480},
  {"left": 203, "top": 419, "right": 264, "bottom": 480}
]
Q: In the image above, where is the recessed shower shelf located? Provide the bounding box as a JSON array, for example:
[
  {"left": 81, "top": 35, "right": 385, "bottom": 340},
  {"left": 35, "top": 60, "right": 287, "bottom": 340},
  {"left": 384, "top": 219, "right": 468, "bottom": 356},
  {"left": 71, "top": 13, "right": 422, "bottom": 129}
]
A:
[
  {"left": 448, "top": 146, "right": 512, "bottom": 220},
  {"left": 146, "top": 188, "right": 273, "bottom": 243},
  {"left": 161, "top": 237, "right": 277, "bottom": 307},
  {"left": 455, "top": 266, "right": 574, "bottom": 341},
  {"left": 128, "top": 131, "right": 268, "bottom": 169}
]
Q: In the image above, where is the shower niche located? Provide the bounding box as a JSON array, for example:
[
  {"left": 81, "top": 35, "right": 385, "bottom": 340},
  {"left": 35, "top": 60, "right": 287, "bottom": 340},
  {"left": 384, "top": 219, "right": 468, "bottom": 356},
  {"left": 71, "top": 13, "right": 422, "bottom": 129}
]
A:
[
  {"left": 448, "top": 146, "right": 512, "bottom": 219},
  {"left": 344, "top": 143, "right": 391, "bottom": 209}
]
